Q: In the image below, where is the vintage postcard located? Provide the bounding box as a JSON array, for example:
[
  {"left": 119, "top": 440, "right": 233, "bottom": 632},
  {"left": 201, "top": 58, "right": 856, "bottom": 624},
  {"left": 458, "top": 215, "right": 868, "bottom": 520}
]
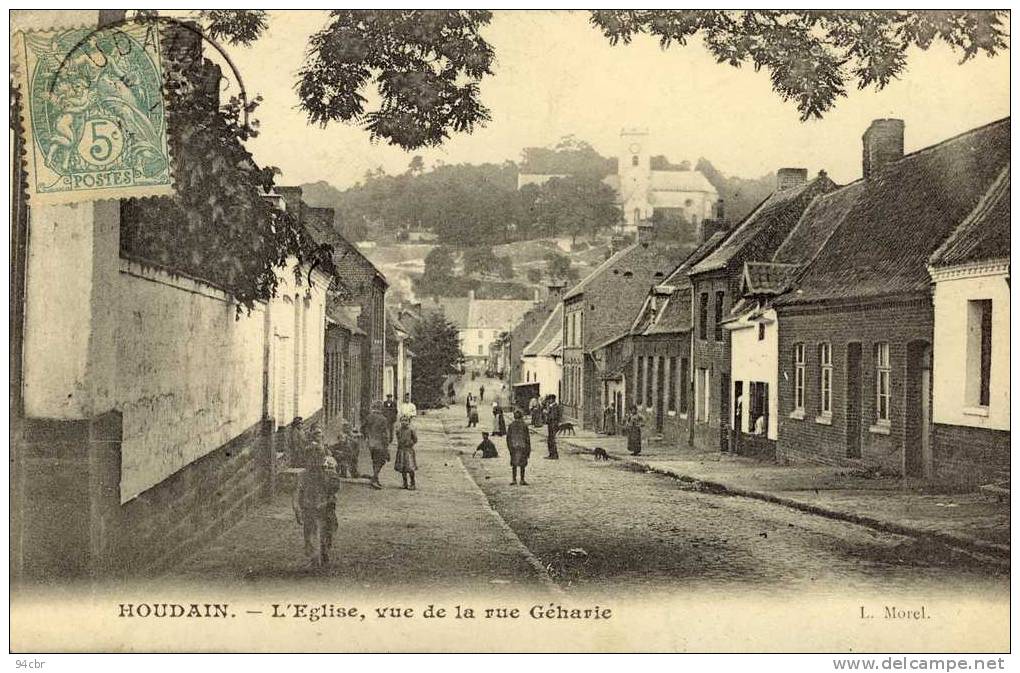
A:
[{"left": 8, "top": 8, "right": 1011, "bottom": 656}]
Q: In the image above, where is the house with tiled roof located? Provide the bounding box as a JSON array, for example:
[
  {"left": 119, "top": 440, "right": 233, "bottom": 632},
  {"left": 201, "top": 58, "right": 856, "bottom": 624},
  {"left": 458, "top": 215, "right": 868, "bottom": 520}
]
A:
[
  {"left": 519, "top": 302, "right": 564, "bottom": 404},
  {"left": 724, "top": 180, "right": 861, "bottom": 458},
  {"left": 423, "top": 291, "right": 536, "bottom": 372},
  {"left": 498, "top": 283, "right": 566, "bottom": 399},
  {"left": 927, "top": 164, "right": 1010, "bottom": 484},
  {"left": 561, "top": 237, "right": 692, "bottom": 428},
  {"left": 281, "top": 186, "right": 388, "bottom": 415},
  {"left": 773, "top": 118, "right": 1009, "bottom": 480},
  {"left": 687, "top": 169, "right": 838, "bottom": 452},
  {"left": 623, "top": 228, "right": 729, "bottom": 442}
]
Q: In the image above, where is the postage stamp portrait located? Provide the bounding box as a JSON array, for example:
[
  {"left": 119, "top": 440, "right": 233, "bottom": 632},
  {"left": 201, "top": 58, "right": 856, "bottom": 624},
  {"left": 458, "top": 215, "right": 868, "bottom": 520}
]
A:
[{"left": 13, "top": 21, "right": 173, "bottom": 204}]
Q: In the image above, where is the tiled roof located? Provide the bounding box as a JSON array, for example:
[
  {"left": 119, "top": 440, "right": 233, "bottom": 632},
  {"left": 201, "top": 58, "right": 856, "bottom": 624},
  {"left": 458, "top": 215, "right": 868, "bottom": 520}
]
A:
[
  {"left": 649, "top": 170, "right": 717, "bottom": 194},
  {"left": 689, "top": 174, "right": 838, "bottom": 276},
  {"left": 930, "top": 164, "right": 1010, "bottom": 268},
  {"left": 423, "top": 297, "right": 470, "bottom": 329},
  {"left": 468, "top": 299, "right": 535, "bottom": 330},
  {"left": 523, "top": 303, "right": 562, "bottom": 357},
  {"left": 772, "top": 180, "right": 864, "bottom": 265},
  {"left": 565, "top": 240, "right": 693, "bottom": 348},
  {"left": 778, "top": 117, "right": 1009, "bottom": 305},
  {"left": 742, "top": 262, "right": 801, "bottom": 296},
  {"left": 629, "top": 231, "right": 728, "bottom": 336},
  {"left": 326, "top": 303, "right": 366, "bottom": 336}
]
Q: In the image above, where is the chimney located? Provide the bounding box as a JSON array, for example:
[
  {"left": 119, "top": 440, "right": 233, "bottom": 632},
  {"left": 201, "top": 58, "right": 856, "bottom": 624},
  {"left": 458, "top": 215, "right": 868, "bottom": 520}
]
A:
[
  {"left": 468, "top": 289, "right": 475, "bottom": 301},
  {"left": 862, "top": 119, "right": 904, "bottom": 180},
  {"left": 715, "top": 199, "right": 725, "bottom": 220},
  {"left": 777, "top": 168, "right": 808, "bottom": 191},
  {"left": 533, "top": 288, "right": 540, "bottom": 302}
]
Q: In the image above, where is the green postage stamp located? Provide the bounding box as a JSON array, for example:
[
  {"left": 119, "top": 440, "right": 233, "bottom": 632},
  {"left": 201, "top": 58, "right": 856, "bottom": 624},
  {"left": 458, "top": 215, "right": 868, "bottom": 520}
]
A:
[{"left": 13, "top": 21, "right": 174, "bottom": 204}]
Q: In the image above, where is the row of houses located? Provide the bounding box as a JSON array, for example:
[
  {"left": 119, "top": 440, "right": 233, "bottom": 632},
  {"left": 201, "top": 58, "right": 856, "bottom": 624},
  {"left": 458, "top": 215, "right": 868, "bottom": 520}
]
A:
[
  {"left": 506, "top": 117, "right": 1009, "bottom": 486},
  {"left": 10, "top": 15, "right": 399, "bottom": 579}
]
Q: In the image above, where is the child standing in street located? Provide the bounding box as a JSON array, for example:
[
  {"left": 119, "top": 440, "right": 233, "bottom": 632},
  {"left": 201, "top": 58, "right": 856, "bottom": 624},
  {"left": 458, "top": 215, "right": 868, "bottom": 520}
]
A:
[
  {"left": 295, "top": 427, "right": 342, "bottom": 566},
  {"left": 394, "top": 415, "right": 419, "bottom": 491}
]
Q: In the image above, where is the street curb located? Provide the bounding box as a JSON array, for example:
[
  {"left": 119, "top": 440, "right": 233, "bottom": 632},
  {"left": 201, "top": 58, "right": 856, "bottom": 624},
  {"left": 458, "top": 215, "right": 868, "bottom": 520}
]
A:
[
  {"left": 443, "top": 419, "right": 566, "bottom": 596},
  {"left": 540, "top": 429, "right": 1010, "bottom": 566}
]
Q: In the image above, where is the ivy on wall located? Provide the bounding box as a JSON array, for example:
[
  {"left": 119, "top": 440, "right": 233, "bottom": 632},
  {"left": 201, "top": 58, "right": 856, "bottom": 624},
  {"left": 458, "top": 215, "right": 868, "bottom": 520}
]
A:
[{"left": 120, "top": 24, "right": 326, "bottom": 315}]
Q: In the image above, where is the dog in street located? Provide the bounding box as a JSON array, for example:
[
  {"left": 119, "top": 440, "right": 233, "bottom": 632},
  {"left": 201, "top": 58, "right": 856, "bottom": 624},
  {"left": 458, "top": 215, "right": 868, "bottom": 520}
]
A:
[
  {"left": 556, "top": 422, "right": 576, "bottom": 435},
  {"left": 592, "top": 447, "right": 610, "bottom": 461}
]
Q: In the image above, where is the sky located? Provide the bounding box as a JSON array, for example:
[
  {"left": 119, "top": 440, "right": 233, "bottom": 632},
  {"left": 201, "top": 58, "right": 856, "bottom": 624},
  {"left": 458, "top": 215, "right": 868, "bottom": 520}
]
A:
[{"left": 218, "top": 10, "right": 1011, "bottom": 189}]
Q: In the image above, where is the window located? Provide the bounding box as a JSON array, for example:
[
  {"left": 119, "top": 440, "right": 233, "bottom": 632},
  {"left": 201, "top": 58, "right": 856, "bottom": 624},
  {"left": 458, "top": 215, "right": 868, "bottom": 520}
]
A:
[
  {"left": 478, "top": 344, "right": 483, "bottom": 355},
  {"left": 668, "top": 357, "right": 678, "bottom": 411},
  {"left": 714, "top": 291, "right": 725, "bottom": 341},
  {"left": 633, "top": 208, "right": 641, "bottom": 224},
  {"left": 636, "top": 356, "right": 644, "bottom": 406},
  {"left": 966, "top": 299, "right": 993, "bottom": 407},
  {"left": 758, "top": 322, "right": 766, "bottom": 341},
  {"left": 679, "top": 358, "right": 689, "bottom": 415},
  {"left": 875, "top": 342, "right": 891, "bottom": 423},
  {"left": 793, "top": 343, "right": 805, "bottom": 412},
  {"left": 698, "top": 293, "right": 709, "bottom": 340},
  {"left": 818, "top": 342, "right": 832, "bottom": 416},
  {"left": 632, "top": 155, "right": 639, "bottom": 167}
]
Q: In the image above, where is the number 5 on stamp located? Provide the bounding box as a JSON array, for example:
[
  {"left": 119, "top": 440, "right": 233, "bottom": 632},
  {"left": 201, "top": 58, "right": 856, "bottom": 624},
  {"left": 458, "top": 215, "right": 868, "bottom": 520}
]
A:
[{"left": 12, "top": 21, "right": 174, "bottom": 204}]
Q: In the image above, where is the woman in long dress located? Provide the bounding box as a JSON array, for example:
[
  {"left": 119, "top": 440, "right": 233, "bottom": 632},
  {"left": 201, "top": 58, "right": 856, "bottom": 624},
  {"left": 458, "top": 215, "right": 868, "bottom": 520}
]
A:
[
  {"left": 624, "top": 406, "right": 644, "bottom": 456},
  {"left": 492, "top": 401, "right": 507, "bottom": 436}
]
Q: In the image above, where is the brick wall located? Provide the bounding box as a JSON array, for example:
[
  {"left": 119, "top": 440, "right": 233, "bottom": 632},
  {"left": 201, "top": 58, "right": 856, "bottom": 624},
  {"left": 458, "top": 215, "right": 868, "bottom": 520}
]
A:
[
  {"left": 15, "top": 413, "right": 273, "bottom": 579},
  {"left": 932, "top": 423, "right": 1009, "bottom": 484},
  {"left": 775, "top": 296, "right": 933, "bottom": 475},
  {"left": 631, "top": 334, "right": 693, "bottom": 444},
  {"left": 690, "top": 272, "right": 735, "bottom": 450}
]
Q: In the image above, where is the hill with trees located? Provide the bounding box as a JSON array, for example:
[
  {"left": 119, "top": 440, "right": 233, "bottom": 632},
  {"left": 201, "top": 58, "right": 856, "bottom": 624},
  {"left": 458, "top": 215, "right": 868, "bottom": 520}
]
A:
[{"left": 299, "top": 138, "right": 776, "bottom": 247}]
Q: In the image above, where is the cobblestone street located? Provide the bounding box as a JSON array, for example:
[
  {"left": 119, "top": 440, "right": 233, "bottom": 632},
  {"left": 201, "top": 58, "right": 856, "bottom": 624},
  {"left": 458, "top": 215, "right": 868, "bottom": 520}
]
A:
[{"left": 170, "top": 394, "right": 1007, "bottom": 603}]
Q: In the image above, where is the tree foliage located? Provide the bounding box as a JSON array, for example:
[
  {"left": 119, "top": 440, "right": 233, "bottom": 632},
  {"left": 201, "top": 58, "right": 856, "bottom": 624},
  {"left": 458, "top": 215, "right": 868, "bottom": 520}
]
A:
[
  {"left": 545, "top": 252, "right": 579, "bottom": 282},
  {"left": 533, "top": 175, "right": 621, "bottom": 243},
  {"left": 297, "top": 11, "right": 494, "bottom": 149},
  {"left": 119, "top": 24, "right": 315, "bottom": 314},
  {"left": 589, "top": 10, "right": 1009, "bottom": 120},
  {"left": 423, "top": 245, "right": 455, "bottom": 280},
  {"left": 410, "top": 312, "right": 464, "bottom": 408}
]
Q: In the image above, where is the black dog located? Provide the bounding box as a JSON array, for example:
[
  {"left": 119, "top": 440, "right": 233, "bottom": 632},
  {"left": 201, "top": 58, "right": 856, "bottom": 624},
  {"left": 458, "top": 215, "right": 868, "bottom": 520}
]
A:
[
  {"left": 592, "top": 447, "right": 610, "bottom": 461},
  {"left": 556, "top": 422, "right": 576, "bottom": 436}
]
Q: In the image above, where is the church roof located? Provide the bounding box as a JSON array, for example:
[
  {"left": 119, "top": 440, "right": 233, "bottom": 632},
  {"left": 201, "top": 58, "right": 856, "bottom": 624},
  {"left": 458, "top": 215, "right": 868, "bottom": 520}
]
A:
[{"left": 649, "top": 170, "right": 717, "bottom": 194}]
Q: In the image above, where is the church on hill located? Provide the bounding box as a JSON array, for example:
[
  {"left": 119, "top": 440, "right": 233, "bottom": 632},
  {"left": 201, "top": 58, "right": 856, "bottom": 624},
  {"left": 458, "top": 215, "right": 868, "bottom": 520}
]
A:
[{"left": 518, "top": 128, "right": 720, "bottom": 239}]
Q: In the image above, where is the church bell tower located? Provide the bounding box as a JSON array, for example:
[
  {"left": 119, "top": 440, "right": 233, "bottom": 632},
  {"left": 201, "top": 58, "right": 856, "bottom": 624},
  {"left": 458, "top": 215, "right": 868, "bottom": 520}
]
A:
[{"left": 619, "top": 127, "right": 651, "bottom": 231}]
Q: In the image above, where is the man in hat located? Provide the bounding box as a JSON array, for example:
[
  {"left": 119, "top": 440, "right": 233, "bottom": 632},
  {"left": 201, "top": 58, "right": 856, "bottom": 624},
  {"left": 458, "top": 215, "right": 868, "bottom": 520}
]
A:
[
  {"left": 382, "top": 394, "right": 398, "bottom": 443},
  {"left": 364, "top": 402, "right": 391, "bottom": 490},
  {"left": 544, "top": 394, "right": 561, "bottom": 460},
  {"left": 506, "top": 409, "right": 531, "bottom": 485}
]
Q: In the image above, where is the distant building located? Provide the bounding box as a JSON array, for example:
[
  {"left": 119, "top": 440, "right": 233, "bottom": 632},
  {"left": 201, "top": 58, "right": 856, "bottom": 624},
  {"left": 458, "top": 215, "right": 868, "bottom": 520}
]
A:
[
  {"left": 517, "top": 128, "right": 719, "bottom": 238},
  {"left": 521, "top": 303, "right": 564, "bottom": 404},
  {"left": 425, "top": 290, "right": 536, "bottom": 372}
]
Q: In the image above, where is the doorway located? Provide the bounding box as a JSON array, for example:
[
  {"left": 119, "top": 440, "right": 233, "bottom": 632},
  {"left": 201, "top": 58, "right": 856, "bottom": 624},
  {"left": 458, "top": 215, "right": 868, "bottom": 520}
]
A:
[
  {"left": 720, "top": 372, "right": 731, "bottom": 452},
  {"left": 905, "top": 341, "right": 932, "bottom": 478},
  {"left": 845, "top": 343, "right": 862, "bottom": 459},
  {"left": 655, "top": 357, "right": 665, "bottom": 433}
]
